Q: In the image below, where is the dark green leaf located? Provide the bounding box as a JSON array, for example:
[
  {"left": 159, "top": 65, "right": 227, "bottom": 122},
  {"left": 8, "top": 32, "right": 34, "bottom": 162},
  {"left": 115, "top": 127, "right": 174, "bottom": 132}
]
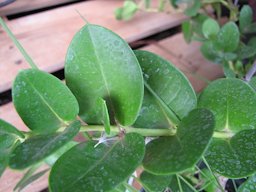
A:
[
  {"left": 182, "top": 20, "right": 193, "bottom": 43},
  {"left": 9, "top": 120, "right": 80, "bottom": 169},
  {"left": 0, "top": 119, "right": 24, "bottom": 176},
  {"left": 184, "top": 0, "right": 201, "bottom": 17},
  {"left": 49, "top": 133, "right": 145, "bottom": 192},
  {"left": 13, "top": 69, "right": 79, "bottom": 133},
  {"left": 198, "top": 78, "right": 256, "bottom": 132},
  {"left": 237, "top": 43, "right": 256, "bottom": 60},
  {"left": 215, "top": 22, "right": 240, "bottom": 52},
  {"left": 238, "top": 174, "right": 256, "bottom": 192},
  {"left": 65, "top": 24, "right": 144, "bottom": 126},
  {"left": 239, "top": 5, "right": 253, "bottom": 33},
  {"left": 143, "top": 108, "right": 214, "bottom": 174},
  {"left": 135, "top": 50, "right": 197, "bottom": 124},
  {"left": 202, "top": 18, "right": 220, "bottom": 39},
  {"left": 115, "top": 1, "right": 138, "bottom": 20},
  {"left": 201, "top": 41, "right": 223, "bottom": 63},
  {"left": 205, "top": 129, "right": 256, "bottom": 178},
  {"left": 249, "top": 77, "right": 256, "bottom": 91},
  {"left": 140, "top": 171, "right": 172, "bottom": 192}
]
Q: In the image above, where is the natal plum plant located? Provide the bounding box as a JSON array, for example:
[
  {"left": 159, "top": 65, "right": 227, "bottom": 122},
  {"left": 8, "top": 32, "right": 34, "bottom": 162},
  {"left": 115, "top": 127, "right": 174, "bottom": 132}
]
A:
[{"left": 0, "top": 4, "right": 256, "bottom": 191}]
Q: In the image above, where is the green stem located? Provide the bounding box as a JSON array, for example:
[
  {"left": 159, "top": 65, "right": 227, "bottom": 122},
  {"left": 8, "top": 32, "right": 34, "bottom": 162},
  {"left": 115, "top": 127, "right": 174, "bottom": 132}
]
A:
[
  {"left": 0, "top": 17, "right": 38, "bottom": 69},
  {"left": 178, "top": 175, "right": 198, "bottom": 192},
  {"left": 80, "top": 125, "right": 176, "bottom": 137},
  {"left": 176, "top": 174, "right": 184, "bottom": 192}
]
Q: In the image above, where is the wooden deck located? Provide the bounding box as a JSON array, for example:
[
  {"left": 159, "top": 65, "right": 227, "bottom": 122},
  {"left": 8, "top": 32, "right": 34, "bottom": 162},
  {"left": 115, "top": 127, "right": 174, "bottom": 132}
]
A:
[{"left": 0, "top": 0, "right": 222, "bottom": 191}]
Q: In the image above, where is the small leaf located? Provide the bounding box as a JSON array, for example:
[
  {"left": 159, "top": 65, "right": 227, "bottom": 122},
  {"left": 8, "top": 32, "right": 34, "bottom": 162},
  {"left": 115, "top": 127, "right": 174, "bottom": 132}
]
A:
[
  {"left": 49, "top": 133, "right": 145, "bottom": 192},
  {"left": 140, "top": 171, "right": 172, "bottom": 192},
  {"left": 184, "top": 0, "right": 201, "bottom": 17},
  {"left": 238, "top": 174, "right": 256, "bottom": 192},
  {"left": 182, "top": 20, "right": 193, "bottom": 43},
  {"left": 0, "top": 119, "right": 24, "bottom": 176},
  {"left": 198, "top": 78, "right": 256, "bottom": 132},
  {"left": 97, "top": 98, "right": 111, "bottom": 134},
  {"left": 202, "top": 18, "right": 220, "bottom": 39},
  {"left": 215, "top": 22, "right": 240, "bottom": 52},
  {"left": 239, "top": 5, "right": 253, "bottom": 33},
  {"left": 13, "top": 69, "right": 79, "bottom": 133},
  {"left": 205, "top": 129, "right": 256, "bottom": 178},
  {"left": 115, "top": 1, "right": 138, "bottom": 21},
  {"left": 143, "top": 108, "right": 214, "bottom": 174},
  {"left": 237, "top": 43, "right": 256, "bottom": 60},
  {"left": 9, "top": 120, "right": 80, "bottom": 169},
  {"left": 65, "top": 24, "right": 144, "bottom": 126},
  {"left": 200, "top": 41, "right": 223, "bottom": 63},
  {"left": 135, "top": 50, "right": 197, "bottom": 124}
]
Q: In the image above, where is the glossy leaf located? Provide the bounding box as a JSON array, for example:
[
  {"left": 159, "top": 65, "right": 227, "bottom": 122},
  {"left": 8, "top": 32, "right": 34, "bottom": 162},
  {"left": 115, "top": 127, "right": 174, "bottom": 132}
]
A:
[
  {"left": 140, "top": 171, "right": 172, "bottom": 192},
  {"left": 202, "top": 18, "right": 220, "bottom": 39},
  {"left": 143, "top": 108, "right": 214, "bottom": 174},
  {"left": 115, "top": 1, "right": 138, "bottom": 21},
  {"left": 0, "top": 119, "right": 24, "bottom": 176},
  {"left": 49, "top": 133, "right": 145, "bottom": 192},
  {"left": 239, "top": 5, "right": 253, "bottom": 33},
  {"left": 238, "top": 174, "right": 256, "bottom": 192},
  {"left": 135, "top": 50, "right": 197, "bottom": 124},
  {"left": 215, "top": 22, "right": 240, "bottom": 52},
  {"left": 65, "top": 24, "right": 144, "bottom": 126},
  {"left": 13, "top": 69, "right": 79, "bottom": 133},
  {"left": 205, "top": 129, "right": 256, "bottom": 178},
  {"left": 198, "top": 78, "right": 256, "bottom": 132},
  {"left": 9, "top": 120, "right": 80, "bottom": 169}
]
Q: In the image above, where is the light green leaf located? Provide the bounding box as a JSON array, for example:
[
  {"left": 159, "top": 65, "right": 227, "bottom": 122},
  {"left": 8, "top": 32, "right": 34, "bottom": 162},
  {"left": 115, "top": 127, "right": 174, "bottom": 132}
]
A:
[
  {"left": 238, "top": 174, "right": 256, "bottom": 192},
  {"left": 239, "top": 5, "right": 253, "bottom": 33},
  {"left": 115, "top": 1, "right": 138, "bottom": 20},
  {"left": 9, "top": 120, "right": 80, "bottom": 169},
  {"left": 65, "top": 24, "right": 144, "bottom": 126},
  {"left": 0, "top": 119, "right": 24, "bottom": 176},
  {"left": 202, "top": 18, "right": 220, "bottom": 39},
  {"left": 200, "top": 41, "right": 223, "bottom": 63},
  {"left": 205, "top": 129, "right": 256, "bottom": 178},
  {"left": 49, "top": 133, "right": 145, "bottom": 192},
  {"left": 135, "top": 50, "right": 197, "bottom": 124},
  {"left": 97, "top": 98, "right": 111, "bottom": 134},
  {"left": 143, "top": 108, "right": 214, "bottom": 174},
  {"left": 140, "top": 171, "right": 172, "bottom": 192},
  {"left": 215, "top": 22, "right": 240, "bottom": 52},
  {"left": 13, "top": 69, "right": 79, "bottom": 133},
  {"left": 184, "top": 0, "right": 201, "bottom": 17},
  {"left": 182, "top": 20, "right": 193, "bottom": 43},
  {"left": 198, "top": 78, "right": 256, "bottom": 132}
]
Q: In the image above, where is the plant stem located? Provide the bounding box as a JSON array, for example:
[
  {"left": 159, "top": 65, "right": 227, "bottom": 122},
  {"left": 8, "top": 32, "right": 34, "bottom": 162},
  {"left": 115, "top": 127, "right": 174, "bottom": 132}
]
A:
[
  {"left": 176, "top": 174, "right": 184, "bottom": 192},
  {"left": 0, "top": 17, "right": 38, "bottom": 69},
  {"left": 178, "top": 175, "right": 198, "bottom": 192},
  {"left": 245, "top": 60, "right": 256, "bottom": 82},
  {"left": 80, "top": 125, "right": 176, "bottom": 137}
]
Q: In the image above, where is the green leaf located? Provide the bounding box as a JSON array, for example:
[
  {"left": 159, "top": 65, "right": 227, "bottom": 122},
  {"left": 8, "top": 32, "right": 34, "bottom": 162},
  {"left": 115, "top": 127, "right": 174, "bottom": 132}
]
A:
[
  {"left": 198, "top": 78, "right": 256, "bottom": 132},
  {"left": 140, "top": 171, "right": 172, "bottom": 192},
  {"left": 205, "top": 129, "right": 256, "bottom": 178},
  {"left": 169, "top": 175, "right": 194, "bottom": 192},
  {"left": 184, "top": 0, "right": 201, "bottom": 17},
  {"left": 202, "top": 18, "right": 220, "bottom": 39},
  {"left": 200, "top": 41, "right": 223, "bottom": 63},
  {"left": 115, "top": 1, "right": 138, "bottom": 21},
  {"left": 97, "top": 98, "right": 111, "bottom": 134},
  {"left": 143, "top": 108, "right": 214, "bottom": 174},
  {"left": 65, "top": 24, "right": 144, "bottom": 126},
  {"left": 135, "top": 50, "right": 197, "bottom": 124},
  {"left": 249, "top": 77, "right": 256, "bottom": 91},
  {"left": 215, "top": 22, "right": 240, "bottom": 52},
  {"left": 133, "top": 89, "right": 171, "bottom": 129},
  {"left": 200, "top": 169, "right": 218, "bottom": 192},
  {"left": 239, "top": 5, "right": 253, "bottom": 33},
  {"left": 0, "top": 119, "right": 24, "bottom": 176},
  {"left": 237, "top": 43, "right": 256, "bottom": 60},
  {"left": 182, "top": 20, "right": 193, "bottom": 43},
  {"left": 9, "top": 120, "right": 80, "bottom": 169},
  {"left": 13, "top": 69, "right": 79, "bottom": 133},
  {"left": 49, "top": 133, "right": 145, "bottom": 192},
  {"left": 238, "top": 174, "right": 256, "bottom": 192}
]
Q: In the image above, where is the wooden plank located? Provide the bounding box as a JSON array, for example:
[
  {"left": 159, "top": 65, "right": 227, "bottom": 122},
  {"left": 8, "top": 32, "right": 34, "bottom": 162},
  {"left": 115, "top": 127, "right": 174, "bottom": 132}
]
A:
[
  {"left": 0, "top": 33, "right": 222, "bottom": 192},
  {"left": 0, "top": 0, "right": 186, "bottom": 93},
  {"left": 0, "top": 0, "right": 81, "bottom": 16}
]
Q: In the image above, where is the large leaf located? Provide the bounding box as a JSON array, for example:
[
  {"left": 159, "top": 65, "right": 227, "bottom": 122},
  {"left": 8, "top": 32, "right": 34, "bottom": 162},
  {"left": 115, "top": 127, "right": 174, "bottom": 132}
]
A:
[
  {"left": 238, "top": 174, "right": 256, "bottom": 192},
  {"left": 215, "top": 22, "right": 240, "bottom": 52},
  {"left": 140, "top": 171, "right": 172, "bottom": 192},
  {"left": 9, "top": 120, "right": 80, "bottom": 169},
  {"left": 13, "top": 69, "right": 79, "bottom": 133},
  {"left": 0, "top": 119, "right": 24, "bottom": 176},
  {"left": 143, "top": 108, "right": 214, "bottom": 174},
  {"left": 49, "top": 133, "right": 145, "bottom": 192},
  {"left": 135, "top": 50, "right": 196, "bottom": 124},
  {"left": 205, "top": 129, "right": 256, "bottom": 178},
  {"left": 198, "top": 78, "right": 256, "bottom": 132},
  {"left": 65, "top": 24, "right": 144, "bottom": 126}
]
